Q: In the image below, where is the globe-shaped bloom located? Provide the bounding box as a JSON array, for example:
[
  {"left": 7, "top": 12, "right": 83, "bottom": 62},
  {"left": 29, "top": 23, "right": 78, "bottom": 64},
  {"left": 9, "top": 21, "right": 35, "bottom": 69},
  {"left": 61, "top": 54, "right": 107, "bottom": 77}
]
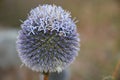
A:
[{"left": 17, "top": 4, "right": 80, "bottom": 73}]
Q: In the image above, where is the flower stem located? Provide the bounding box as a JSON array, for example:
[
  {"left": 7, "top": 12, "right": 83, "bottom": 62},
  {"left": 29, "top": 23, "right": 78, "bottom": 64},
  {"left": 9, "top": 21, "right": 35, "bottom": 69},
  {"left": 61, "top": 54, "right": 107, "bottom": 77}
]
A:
[{"left": 44, "top": 73, "right": 49, "bottom": 80}]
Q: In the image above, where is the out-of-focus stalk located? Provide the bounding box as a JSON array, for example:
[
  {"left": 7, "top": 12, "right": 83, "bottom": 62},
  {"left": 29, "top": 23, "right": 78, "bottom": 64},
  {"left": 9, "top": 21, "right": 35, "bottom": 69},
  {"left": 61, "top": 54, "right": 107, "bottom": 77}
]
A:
[{"left": 112, "top": 60, "right": 120, "bottom": 80}]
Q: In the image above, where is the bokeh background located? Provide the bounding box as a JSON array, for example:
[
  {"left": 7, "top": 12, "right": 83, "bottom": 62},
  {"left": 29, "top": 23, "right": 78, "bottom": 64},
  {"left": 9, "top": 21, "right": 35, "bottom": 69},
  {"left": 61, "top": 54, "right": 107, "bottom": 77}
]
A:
[{"left": 0, "top": 0, "right": 120, "bottom": 80}]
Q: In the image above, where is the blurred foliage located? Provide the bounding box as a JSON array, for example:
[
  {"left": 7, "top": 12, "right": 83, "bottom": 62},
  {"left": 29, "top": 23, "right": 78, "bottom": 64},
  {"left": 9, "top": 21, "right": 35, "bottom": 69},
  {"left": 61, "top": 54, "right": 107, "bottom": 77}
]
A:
[{"left": 0, "top": 0, "right": 120, "bottom": 80}]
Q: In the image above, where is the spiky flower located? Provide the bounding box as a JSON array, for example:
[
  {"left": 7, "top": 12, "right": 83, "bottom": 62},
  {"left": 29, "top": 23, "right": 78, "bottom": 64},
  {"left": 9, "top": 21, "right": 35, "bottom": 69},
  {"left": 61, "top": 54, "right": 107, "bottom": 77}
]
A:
[{"left": 17, "top": 4, "right": 80, "bottom": 73}]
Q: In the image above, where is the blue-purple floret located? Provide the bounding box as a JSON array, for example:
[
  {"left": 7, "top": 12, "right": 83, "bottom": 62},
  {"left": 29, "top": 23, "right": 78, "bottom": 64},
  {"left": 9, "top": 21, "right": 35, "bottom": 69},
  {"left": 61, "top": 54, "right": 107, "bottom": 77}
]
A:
[{"left": 17, "top": 4, "right": 80, "bottom": 73}]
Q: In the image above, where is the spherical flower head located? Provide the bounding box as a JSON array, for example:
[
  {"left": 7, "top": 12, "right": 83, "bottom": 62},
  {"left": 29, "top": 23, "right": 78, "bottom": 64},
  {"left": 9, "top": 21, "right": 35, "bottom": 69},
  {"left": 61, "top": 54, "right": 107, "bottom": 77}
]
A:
[{"left": 17, "top": 4, "right": 80, "bottom": 73}]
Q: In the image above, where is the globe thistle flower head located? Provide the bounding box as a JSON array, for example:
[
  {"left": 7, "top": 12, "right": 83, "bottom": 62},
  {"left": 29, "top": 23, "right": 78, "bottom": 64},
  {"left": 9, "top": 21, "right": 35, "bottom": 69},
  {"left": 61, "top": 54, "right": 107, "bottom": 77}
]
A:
[{"left": 17, "top": 4, "right": 80, "bottom": 73}]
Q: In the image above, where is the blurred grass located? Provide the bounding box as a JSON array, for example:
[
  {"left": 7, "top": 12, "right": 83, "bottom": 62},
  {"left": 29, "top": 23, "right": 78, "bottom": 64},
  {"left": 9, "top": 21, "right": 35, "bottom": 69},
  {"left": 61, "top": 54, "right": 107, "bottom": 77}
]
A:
[{"left": 0, "top": 0, "right": 120, "bottom": 80}]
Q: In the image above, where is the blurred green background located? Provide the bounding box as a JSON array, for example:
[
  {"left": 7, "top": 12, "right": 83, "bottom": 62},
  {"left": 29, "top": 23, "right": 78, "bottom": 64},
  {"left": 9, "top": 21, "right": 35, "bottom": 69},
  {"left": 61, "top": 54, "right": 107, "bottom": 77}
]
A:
[{"left": 0, "top": 0, "right": 120, "bottom": 80}]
